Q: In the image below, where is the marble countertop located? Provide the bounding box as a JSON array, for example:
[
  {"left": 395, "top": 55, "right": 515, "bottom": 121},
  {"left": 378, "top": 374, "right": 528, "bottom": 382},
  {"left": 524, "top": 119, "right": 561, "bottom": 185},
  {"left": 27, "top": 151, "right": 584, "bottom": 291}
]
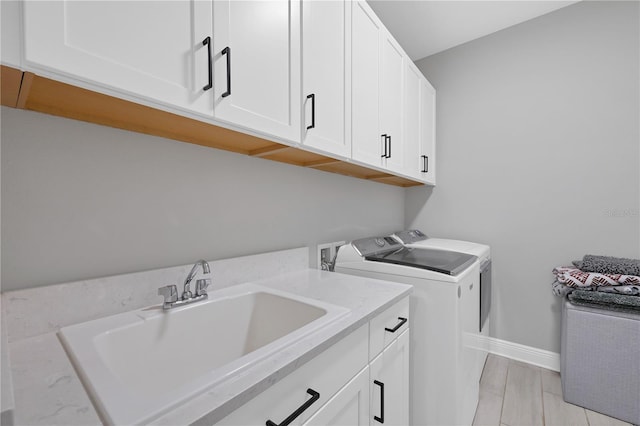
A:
[{"left": 8, "top": 269, "right": 412, "bottom": 425}]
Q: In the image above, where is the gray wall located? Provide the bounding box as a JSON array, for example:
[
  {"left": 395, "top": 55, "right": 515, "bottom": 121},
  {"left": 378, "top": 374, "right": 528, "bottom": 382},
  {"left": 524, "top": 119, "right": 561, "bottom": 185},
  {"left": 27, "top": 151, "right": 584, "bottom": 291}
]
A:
[
  {"left": 3, "top": 1, "right": 639, "bottom": 357},
  {"left": 1, "top": 107, "right": 404, "bottom": 291},
  {"left": 409, "top": 1, "right": 640, "bottom": 353}
]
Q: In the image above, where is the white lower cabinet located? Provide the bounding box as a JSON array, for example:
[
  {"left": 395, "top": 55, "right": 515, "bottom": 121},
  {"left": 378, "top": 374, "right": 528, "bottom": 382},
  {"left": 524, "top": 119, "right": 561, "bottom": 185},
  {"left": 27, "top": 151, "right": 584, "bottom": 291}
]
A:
[
  {"left": 217, "top": 298, "right": 410, "bottom": 425},
  {"left": 302, "top": 366, "right": 370, "bottom": 426},
  {"left": 217, "top": 324, "right": 368, "bottom": 425},
  {"left": 370, "top": 330, "right": 410, "bottom": 426},
  {"left": 369, "top": 297, "right": 409, "bottom": 358}
]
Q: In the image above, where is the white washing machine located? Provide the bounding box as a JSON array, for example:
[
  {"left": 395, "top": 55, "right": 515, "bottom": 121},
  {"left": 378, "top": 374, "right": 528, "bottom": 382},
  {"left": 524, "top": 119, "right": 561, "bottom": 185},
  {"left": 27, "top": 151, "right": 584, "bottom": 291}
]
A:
[
  {"left": 392, "top": 230, "right": 492, "bottom": 416},
  {"left": 334, "top": 236, "right": 482, "bottom": 426},
  {"left": 393, "top": 229, "right": 492, "bottom": 336}
]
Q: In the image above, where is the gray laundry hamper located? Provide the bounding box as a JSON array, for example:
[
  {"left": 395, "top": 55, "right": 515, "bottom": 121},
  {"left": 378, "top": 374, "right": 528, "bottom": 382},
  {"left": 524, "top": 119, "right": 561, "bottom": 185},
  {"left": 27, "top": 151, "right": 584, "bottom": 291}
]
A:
[{"left": 561, "top": 299, "right": 640, "bottom": 425}]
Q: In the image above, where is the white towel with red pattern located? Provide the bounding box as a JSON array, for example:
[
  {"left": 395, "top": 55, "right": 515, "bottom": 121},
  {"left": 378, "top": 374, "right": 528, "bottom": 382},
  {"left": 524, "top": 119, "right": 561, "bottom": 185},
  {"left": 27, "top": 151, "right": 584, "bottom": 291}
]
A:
[{"left": 552, "top": 266, "right": 640, "bottom": 287}]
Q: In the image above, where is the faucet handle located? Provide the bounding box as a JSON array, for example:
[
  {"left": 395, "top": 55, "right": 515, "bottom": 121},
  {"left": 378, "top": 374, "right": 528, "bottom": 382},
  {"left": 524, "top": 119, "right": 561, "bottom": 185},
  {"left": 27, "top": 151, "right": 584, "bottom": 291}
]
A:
[
  {"left": 158, "top": 285, "right": 178, "bottom": 306},
  {"left": 195, "top": 279, "right": 210, "bottom": 297}
]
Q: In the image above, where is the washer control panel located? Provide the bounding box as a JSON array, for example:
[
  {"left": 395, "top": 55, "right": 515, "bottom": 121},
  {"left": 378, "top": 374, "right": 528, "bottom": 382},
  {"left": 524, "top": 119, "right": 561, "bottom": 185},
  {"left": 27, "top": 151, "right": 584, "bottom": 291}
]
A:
[
  {"left": 393, "top": 229, "right": 428, "bottom": 244},
  {"left": 351, "top": 236, "right": 403, "bottom": 257}
]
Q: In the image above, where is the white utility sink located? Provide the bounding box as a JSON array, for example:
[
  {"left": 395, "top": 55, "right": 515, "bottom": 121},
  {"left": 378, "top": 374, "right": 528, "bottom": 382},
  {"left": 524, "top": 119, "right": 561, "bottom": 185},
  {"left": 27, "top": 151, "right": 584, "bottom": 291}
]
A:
[{"left": 59, "top": 282, "right": 348, "bottom": 425}]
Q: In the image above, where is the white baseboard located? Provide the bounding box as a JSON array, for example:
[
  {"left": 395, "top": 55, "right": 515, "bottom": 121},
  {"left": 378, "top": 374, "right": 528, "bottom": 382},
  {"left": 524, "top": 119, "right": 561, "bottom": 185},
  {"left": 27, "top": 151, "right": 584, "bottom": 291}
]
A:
[{"left": 482, "top": 336, "right": 560, "bottom": 372}]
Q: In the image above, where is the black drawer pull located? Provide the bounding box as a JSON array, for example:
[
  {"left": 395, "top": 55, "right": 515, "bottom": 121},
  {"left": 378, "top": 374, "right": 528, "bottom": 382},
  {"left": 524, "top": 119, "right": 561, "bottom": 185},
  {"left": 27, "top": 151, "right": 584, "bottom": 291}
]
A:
[
  {"left": 202, "top": 36, "right": 212, "bottom": 91},
  {"left": 421, "top": 155, "right": 428, "bottom": 173},
  {"left": 306, "top": 93, "right": 315, "bottom": 130},
  {"left": 374, "top": 380, "right": 385, "bottom": 423},
  {"left": 221, "top": 46, "right": 231, "bottom": 98},
  {"left": 385, "top": 317, "right": 407, "bottom": 333},
  {"left": 386, "top": 135, "right": 391, "bottom": 158},
  {"left": 381, "top": 134, "right": 388, "bottom": 158},
  {"left": 265, "top": 388, "right": 320, "bottom": 426}
]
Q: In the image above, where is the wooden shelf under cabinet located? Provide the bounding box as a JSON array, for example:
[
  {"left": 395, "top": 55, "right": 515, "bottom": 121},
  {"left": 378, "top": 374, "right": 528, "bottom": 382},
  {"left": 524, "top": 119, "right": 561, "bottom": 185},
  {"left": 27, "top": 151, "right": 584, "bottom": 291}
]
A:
[{"left": 0, "top": 66, "right": 421, "bottom": 187}]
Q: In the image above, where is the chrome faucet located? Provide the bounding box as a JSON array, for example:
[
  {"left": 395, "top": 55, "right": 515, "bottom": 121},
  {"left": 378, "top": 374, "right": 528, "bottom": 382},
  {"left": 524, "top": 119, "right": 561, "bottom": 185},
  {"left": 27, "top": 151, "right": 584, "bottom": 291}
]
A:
[
  {"left": 182, "top": 259, "right": 210, "bottom": 299},
  {"left": 158, "top": 259, "right": 211, "bottom": 310}
]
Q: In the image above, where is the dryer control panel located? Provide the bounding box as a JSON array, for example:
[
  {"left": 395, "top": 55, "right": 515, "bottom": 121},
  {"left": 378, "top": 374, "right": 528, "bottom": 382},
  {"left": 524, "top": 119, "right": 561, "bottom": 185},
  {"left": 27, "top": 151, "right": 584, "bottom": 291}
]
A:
[{"left": 351, "top": 236, "right": 403, "bottom": 257}]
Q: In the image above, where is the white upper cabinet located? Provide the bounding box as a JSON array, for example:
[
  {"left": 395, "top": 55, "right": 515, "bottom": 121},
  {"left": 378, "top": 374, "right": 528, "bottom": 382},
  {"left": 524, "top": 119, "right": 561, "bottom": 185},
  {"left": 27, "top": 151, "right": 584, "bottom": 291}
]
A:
[
  {"left": 404, "top": 61, "right": 436, "bottom": 184},
  {"left": 420, "top": 78, "right": 437, "bottom": 184},
  {"left": 351, "top": 1, "right": 383, "bottom": 167},
  {"left": 21, "top": 0, "right": 435, "bottom": 185},
  {"left": 301, "top": 0, "right": 351, "bottom": 157},
  {"left": 24, "top": 1, "right": 301, "bottom": 143},
  {"left": 379, "top": 31, "right": 405, "bottom": 174},
  {"left": 23, "top": 0, "right": 214, "bottom": 116},
  {"left": 403, "top": 62, "right": 422, "bottom": 180},
  {"left": 213, "top": 0, "right": 301, "bottom": 143},
  {"left": 351, "top": 1, "right": 421, "bottom": 179}
]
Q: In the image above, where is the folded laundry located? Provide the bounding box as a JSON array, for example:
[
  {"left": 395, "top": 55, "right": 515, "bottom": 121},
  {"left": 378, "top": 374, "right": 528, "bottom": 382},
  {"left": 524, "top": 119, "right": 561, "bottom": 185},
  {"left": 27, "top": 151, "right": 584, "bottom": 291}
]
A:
[
  {"left": 573, "top": 254, "right": 640, "bottom": 276},
  {"left": 551, "top": 279, "right": 640, "bottom": 298},
  {"left": 568, "top": 289, "right": 640, "bottom": 313},
  {"left": 553, "top": 266, "right": 640, "bottom": 288}
]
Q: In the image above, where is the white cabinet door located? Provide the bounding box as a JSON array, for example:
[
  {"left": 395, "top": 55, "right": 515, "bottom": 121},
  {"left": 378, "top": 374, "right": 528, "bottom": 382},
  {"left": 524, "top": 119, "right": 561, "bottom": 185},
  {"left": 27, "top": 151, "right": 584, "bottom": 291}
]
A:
[
  {"left": 403, "top": 62, "right": 423, "bottom": 180},
  {"left": 301, "top": 0, "right": 351, "bottom": 158},
  {"left": 379, "top": 31, "right": 405, "bottom": 174},
  {"left": 351, "top": 1, "right": 409, "bottom": 175},
  {"left": 370, "top": 330, "right": 410, "bottom": 426},
  {"left": 213, "top": 0, "right": 301, "bottom": 143},
  {"left": 23, "top": 0, "right": 214, "bottom": 116},
  {"left": 403, "top": 62, "right": 436, "bottom": 183},
  {"left": 420, "top": 78, "right": 436, "bottom": 184},
  {"left": 351, "top": 1, "right": 383, "bottom": 167},
  {"left": 302, "top": 366, "right": 370, "bottom": 426}
]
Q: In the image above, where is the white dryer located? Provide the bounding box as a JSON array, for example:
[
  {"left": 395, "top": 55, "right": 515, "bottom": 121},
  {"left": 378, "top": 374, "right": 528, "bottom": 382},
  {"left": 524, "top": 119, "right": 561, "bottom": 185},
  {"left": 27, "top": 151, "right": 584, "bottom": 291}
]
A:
[{"left": 334, "top": 236, "right": 481, "bottom": 426}]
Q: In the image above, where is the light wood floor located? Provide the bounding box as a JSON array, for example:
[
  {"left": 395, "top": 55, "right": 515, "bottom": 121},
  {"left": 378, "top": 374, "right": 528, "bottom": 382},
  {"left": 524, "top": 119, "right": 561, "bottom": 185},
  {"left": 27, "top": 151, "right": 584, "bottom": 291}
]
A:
[{"left": 472, "top": 354, "right": 632, "bottom": 426}]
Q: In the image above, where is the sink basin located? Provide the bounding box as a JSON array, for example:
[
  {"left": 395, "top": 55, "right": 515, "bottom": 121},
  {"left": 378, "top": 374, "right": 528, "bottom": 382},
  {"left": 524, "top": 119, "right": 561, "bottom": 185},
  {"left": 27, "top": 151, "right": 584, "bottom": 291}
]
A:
[{"left": 59, "top": 283, "right": 348, "bottom": 425}]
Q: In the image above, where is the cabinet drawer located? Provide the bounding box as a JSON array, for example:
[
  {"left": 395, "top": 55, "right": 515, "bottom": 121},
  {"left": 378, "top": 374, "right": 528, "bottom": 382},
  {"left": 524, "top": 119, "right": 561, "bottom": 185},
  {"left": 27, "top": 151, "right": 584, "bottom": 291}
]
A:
[
  {"left": 369, "top": 297, "right": 409, "bottom": 360},
  {"left": 218, "top": 324, "right": 368, "bottom": 425}
]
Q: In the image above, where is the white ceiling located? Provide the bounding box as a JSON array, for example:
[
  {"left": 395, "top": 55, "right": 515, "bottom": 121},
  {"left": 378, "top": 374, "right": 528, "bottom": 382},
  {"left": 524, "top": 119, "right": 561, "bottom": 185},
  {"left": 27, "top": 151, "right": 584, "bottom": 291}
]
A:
[{"left": 367, "top": 1, "right": 580, "bottom": 61}]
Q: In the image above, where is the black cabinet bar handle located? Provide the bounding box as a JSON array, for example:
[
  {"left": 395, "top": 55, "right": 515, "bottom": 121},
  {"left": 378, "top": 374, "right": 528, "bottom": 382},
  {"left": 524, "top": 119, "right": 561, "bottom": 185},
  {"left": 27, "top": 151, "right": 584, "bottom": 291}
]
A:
[
  {"left": 374, "top": 380, "right": 385, "bottom": 423},
  {"left": 386, "top": 135, "right": 392, "bottom": 158},
  {"left": 202, "top": 36, "right": 212, "bottom": 91},
  {"left": 385, "top": 316, "right": 407, "bottom": 333},
  {"left": 221, "top": 46, "right": 231, "bottom": 98},
  {"left": 421, "top": 155, "right": 429, "bottom": 173},
  {"left": 306, "top": 93, "right": 315, "bottom": 130},
  {"left": 265, "top": 388, "right": 320, "bottom": 426},
  {"left": 381, "top": 134, "right": 388, "bottom": 158}
]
